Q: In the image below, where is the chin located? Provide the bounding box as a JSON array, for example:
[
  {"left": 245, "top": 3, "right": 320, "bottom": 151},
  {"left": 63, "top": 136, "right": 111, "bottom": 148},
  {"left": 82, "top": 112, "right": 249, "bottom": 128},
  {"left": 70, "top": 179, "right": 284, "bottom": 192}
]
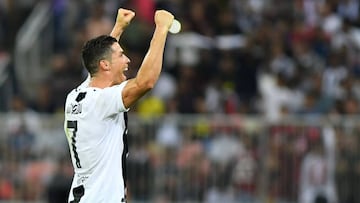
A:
[
  {"left": 122, "top": 75, "right": 127, "bottom": 81},
  {"left": 121, "top": 73, "right": 127, "bottom": 82}
]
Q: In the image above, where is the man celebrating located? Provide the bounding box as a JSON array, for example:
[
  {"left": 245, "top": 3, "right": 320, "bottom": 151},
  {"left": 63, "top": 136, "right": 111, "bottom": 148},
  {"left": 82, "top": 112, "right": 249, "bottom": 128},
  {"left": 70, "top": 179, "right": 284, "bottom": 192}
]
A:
[{"left": 64, "top": 8, "right": 174, "bottom": 203}]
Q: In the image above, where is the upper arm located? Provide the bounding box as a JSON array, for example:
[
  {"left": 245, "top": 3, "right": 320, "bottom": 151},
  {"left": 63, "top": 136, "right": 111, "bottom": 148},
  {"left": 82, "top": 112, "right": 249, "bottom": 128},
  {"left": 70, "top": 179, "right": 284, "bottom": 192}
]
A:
[{"left": 122, "top": 78, "right": 152, "bottom": 109}]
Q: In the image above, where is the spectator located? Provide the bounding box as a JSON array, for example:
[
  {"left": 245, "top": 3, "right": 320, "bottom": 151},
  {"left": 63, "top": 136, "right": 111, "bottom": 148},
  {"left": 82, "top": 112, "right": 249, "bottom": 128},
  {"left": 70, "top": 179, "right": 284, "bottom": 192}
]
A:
[
  {"left": 298, "top": 127, "right": 337, "bottom": 203},
  {"left": 46, "top": 156, "right": 72, "bottom": 203}
]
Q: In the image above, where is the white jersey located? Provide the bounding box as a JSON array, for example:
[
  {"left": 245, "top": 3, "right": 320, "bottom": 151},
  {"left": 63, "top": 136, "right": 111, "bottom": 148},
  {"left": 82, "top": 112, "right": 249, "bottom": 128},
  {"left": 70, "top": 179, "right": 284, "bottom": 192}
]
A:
[{"left": 64, "top": 77, "right": 129, "bottom": 203}]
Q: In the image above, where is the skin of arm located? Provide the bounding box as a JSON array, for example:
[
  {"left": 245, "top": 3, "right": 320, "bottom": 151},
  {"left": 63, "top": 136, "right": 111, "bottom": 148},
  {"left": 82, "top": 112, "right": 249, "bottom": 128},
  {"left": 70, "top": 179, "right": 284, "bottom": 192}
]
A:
[{"left": 121, "top": 10, "right": 174, "bottom": 109}]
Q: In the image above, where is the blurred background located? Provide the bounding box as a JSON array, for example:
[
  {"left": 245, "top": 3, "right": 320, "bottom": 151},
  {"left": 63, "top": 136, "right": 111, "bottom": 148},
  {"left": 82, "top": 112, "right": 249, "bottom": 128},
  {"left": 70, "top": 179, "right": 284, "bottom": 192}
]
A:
[{"left": 1, "top": 0, "right": 360, "bottom": 202}]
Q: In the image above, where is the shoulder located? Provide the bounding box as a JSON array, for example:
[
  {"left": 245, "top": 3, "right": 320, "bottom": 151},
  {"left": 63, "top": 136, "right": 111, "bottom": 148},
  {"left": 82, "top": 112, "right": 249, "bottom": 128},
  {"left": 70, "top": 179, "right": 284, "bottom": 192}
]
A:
[
  {"left": 100, "top": 81, "right": 129, "bottom": 96},
  {"left": 66, "top": 86, "right": 98, "bottom": 103},
  {"left": 65, "top": 88, "right": 78, "bottom": 101}
]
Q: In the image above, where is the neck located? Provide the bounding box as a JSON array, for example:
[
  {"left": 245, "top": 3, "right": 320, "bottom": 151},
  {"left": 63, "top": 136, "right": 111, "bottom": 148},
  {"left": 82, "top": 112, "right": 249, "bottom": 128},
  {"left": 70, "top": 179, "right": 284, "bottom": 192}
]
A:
[{"left": 89, "top": 75, "right": 113, "bottom": 88}]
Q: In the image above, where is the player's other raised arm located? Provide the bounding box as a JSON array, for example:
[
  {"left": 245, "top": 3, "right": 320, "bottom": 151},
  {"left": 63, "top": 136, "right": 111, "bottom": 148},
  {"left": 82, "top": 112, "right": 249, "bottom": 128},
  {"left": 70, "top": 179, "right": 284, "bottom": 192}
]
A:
[
  {"left": 110, "top": 8, "right": 135, "bottom": 41},
  {"left": 122, "top": 10, "right": 174, "bottom": 109}
]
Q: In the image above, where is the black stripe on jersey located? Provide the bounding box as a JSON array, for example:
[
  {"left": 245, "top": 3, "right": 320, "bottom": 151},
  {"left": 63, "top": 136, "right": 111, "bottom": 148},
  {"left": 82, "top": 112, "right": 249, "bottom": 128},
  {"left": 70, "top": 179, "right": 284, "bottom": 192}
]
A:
[
  {"left": 75, "top": 92, "right": 87, "bottom": 102},
  {"left": 122, "top": 112, "right": 129, "bottom": 188},
  {"left": 70, "top": 185, "right": 85, "bottom": 203},
  {"left": 67, "top": 120, "right": 82, "bottom": 168}
]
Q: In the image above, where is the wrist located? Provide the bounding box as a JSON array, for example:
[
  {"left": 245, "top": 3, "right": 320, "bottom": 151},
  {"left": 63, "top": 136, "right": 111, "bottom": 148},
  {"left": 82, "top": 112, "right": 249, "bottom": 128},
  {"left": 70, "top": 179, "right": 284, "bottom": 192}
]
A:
[
  {"left": 114, "top": 23, "right": 126, "bottom": 32},
  {"left": 110, "top": 26, "right": 124, "bottom": 39},
  {"left": 155, "top": 25, "right": 170, "bottom": 34}
]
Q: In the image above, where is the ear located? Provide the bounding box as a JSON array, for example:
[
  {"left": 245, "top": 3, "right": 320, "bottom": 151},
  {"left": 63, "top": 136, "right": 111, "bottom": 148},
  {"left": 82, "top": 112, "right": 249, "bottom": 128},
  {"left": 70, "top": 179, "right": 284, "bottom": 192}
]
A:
[{"left": 99, "top": 60, "right": 110, "bottom": 71}]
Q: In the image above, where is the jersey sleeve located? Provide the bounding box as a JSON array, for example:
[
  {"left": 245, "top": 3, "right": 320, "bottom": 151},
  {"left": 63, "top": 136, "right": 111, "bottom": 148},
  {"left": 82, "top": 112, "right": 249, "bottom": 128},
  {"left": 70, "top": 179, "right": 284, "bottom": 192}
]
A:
[{"left": 96, "top": 81, "right": 130, "bottom": 117}]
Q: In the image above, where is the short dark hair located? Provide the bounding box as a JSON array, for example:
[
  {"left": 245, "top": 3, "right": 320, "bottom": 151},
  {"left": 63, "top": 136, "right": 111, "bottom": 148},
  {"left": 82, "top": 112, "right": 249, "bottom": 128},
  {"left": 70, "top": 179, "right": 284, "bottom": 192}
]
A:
[{"left": 81, "top": 35, "right": 118, "bottom": 76}]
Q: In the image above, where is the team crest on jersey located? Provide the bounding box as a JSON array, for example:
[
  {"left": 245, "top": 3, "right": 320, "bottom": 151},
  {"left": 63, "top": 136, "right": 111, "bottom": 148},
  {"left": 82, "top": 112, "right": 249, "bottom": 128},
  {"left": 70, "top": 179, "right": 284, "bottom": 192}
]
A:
[{"left": 66, "top": 103, "right": 83, "bottom": 114}]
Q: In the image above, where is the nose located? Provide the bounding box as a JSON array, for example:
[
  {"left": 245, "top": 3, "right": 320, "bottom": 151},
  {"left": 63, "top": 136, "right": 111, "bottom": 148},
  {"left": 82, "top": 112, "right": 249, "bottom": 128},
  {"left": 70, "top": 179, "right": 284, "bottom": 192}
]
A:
[{"left": 126, "top": 55, "right": 130, "bottom": 63}]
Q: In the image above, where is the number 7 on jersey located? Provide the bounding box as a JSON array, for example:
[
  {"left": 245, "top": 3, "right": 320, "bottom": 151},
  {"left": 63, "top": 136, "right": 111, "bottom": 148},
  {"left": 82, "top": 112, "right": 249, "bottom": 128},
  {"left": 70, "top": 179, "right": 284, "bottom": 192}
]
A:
[{"left": 66, "top": 120, "right": 82, "bottom": 168}]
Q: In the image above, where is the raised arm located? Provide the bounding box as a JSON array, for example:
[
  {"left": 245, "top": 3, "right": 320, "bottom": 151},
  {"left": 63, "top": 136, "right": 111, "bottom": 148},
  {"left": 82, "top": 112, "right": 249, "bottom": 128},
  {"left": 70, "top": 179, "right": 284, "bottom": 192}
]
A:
[
  {"left": 81, "top": 8, "right": 134, "bottom": 87},
  {"left": 110, "top": 8, "right": 135, "bottom": 41},
  {"left": 122, "top": 10, "right": 174, "bottom": 108}
]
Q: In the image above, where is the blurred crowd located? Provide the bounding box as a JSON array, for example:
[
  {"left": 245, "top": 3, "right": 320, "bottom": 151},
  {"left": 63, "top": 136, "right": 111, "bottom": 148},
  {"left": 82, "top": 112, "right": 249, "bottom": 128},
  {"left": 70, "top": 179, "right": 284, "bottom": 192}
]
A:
[
  {"left": 1, "top": 0, "right": 360, "bottom": 202},
  {"left": 1, "top": 0, "right": 360, "bottom": 119},
  {"left": 1, "top": 114, "right": 360, "bottom": 203}
]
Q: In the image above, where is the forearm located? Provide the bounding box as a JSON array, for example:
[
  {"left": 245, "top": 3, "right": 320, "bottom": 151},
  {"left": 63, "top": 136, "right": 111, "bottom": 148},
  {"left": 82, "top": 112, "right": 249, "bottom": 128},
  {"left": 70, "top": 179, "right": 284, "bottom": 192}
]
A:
[
  {"left": 110, "top": 23, "right": 124, "bottom": 41},
  {"left": 135, "top": 26, "right": 169, "bottom": 89}
]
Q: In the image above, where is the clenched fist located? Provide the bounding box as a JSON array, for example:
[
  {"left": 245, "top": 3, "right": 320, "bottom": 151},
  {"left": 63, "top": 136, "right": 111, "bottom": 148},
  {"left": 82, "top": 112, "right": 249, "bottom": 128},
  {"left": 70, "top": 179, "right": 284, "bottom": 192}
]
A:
[
  {"left": 115, "top": 8, "right": 135, "bottom": 28},
  {"left": 154, "top": 10, "right": 174, "bottom": 30}
]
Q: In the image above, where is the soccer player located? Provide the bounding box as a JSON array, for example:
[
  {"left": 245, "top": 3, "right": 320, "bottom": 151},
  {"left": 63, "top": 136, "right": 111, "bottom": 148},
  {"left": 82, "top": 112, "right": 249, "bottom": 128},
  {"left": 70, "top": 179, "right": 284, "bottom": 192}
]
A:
[{"left": 63, "top": 8, "right": 174, "bottom": 203}]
